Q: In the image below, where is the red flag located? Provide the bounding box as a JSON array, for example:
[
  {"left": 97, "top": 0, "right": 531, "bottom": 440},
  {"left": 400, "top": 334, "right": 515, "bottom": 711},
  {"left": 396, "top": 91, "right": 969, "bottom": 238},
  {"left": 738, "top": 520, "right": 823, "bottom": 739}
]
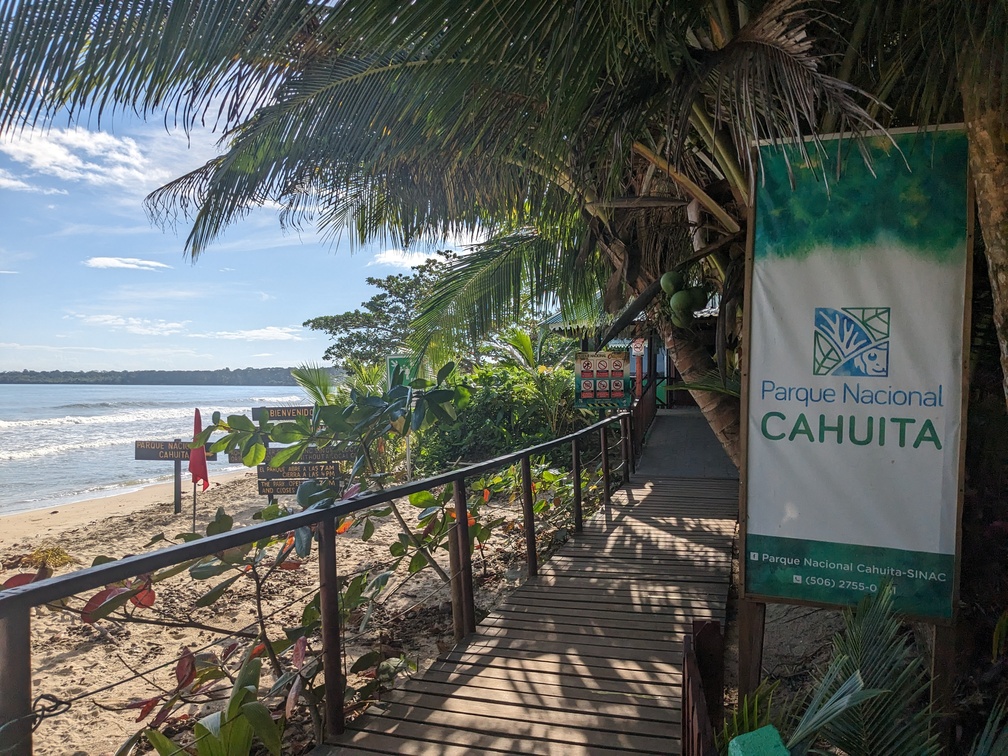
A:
[{"left": 189, "top": 408, "right": 210, "bottom": 491}]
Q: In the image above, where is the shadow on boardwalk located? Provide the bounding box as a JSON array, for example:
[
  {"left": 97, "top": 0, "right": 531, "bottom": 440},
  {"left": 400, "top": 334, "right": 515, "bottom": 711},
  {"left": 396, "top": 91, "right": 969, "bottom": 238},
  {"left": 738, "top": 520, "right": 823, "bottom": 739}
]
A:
[{"left": 316, "top": 409, "right": 738, "bottom": 755}]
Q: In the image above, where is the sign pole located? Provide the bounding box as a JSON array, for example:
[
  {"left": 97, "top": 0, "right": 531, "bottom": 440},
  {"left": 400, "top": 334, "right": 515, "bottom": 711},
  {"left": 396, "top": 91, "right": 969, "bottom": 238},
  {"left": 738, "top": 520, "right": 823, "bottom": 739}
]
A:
[
  {"left": 173, "top": 438, "right": 182, "bottom": 514},
  {"left": 192, "top": 482, "right": 198, "bottom": 533}
]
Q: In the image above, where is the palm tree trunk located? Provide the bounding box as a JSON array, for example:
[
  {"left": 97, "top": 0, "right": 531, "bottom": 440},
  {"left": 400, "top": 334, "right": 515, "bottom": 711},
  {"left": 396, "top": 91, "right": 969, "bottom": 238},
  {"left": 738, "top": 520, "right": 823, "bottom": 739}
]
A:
[
  {"left": 962, "top": 80, "right": 1008, "bottom": 410},
  {"left": 662, "top": 323, "right": 742, "bottom": 469}
]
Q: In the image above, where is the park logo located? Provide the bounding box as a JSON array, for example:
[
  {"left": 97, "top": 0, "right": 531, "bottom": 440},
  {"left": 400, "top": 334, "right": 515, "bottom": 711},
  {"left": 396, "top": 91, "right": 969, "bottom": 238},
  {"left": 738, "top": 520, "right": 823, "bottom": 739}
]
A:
[{"left": 813, "top": 307, "right": 891, "bottom": 377}]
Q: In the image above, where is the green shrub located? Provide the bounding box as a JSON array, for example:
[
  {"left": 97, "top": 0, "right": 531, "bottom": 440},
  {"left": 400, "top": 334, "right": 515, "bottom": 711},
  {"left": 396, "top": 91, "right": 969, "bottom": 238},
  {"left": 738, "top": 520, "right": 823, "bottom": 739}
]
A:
[{"left": 414, "top": 364, "right": 577, "bottom": 475}]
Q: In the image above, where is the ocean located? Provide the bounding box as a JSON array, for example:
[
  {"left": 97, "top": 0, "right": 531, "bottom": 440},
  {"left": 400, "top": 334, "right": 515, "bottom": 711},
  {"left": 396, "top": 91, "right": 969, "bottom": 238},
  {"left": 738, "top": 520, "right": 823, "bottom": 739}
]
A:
[{"left": 0, "top": 384, "right": 307, "bottom": 515}]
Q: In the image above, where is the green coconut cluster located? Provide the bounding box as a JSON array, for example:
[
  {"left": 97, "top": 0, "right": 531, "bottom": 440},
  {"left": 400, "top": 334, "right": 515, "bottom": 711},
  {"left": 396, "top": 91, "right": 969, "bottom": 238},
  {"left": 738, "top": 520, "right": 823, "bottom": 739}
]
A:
[{"left": 660, "top": 271, "right": 707, "bottom": 328}]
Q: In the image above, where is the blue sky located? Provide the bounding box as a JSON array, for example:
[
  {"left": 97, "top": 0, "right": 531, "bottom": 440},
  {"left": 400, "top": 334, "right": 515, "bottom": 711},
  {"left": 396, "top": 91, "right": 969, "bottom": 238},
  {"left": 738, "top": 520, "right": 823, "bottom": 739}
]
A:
[{"left": 0, "top": 118, "right": 456, "bottom": 372}]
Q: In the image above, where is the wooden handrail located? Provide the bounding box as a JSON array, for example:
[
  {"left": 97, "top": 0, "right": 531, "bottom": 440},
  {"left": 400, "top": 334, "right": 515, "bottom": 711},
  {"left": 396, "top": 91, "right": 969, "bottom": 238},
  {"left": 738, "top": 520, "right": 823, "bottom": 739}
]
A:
[{"left": 0, "top": 411, "right": 634, "bottom": 755}]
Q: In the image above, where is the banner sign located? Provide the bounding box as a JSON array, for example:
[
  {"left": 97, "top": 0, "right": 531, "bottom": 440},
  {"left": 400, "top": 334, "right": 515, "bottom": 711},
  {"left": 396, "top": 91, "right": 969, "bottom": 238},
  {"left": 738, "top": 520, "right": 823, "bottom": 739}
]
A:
[
  {"left": 574, "top": 351, "right": 632, "bottom": 409},
  {"left": 744, "top": 128, "right": 969, "bottom": 619},
  {"left": 134, "top": 441, "right": 218, "bottom": 461}
]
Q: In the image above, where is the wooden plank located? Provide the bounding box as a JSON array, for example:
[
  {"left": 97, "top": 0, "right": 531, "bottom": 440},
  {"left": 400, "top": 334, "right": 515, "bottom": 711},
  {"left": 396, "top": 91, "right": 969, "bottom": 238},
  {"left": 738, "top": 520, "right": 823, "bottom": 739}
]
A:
[{"left": 318, "top": 458, "right": 735, "bottom": 756}]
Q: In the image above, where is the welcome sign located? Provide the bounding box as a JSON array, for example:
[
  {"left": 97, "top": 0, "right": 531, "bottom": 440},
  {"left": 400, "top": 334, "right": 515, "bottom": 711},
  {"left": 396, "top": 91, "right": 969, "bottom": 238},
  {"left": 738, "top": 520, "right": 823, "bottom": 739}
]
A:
[{"left": 744, "top": 128, "right": 969, "bottom": 619}]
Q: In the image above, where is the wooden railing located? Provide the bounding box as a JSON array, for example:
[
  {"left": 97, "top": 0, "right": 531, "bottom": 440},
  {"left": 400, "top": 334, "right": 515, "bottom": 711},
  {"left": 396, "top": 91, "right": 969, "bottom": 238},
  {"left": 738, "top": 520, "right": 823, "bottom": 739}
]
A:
[
  {"left": 0, "top": 413, "right": 634, "bottom": 755},
  {"left": 681, "top": 620, "right": 725, "bottom": 756},
  {"left": 632, "top": 377, "right": 659, "bottom": 458}
]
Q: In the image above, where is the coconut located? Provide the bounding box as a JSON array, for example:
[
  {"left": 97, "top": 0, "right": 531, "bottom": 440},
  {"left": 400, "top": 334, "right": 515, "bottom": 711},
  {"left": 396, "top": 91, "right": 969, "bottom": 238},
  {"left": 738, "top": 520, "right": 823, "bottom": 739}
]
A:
[
  {"left": 687, "top": 286, "right": 708, "bottom": 310},
  {"left": 660, "top": 270, "right": 685, "bottom": 295},
  {"left": 669, "top": 289, "right": 694, "bottom": 314}
]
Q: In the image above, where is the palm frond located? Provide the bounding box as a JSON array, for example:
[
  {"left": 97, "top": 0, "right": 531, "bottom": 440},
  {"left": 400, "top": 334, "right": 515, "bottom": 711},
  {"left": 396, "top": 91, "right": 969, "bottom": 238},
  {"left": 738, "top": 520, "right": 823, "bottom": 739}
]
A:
[
  {"left": 969, "top": 696, "right": 1008, "bottom": 756},
  {"left": 0, "top": 0, "right": 319, "bottom": 133},
  {"left": 290, "top": 363, "right": 339, "bottom": 406},
  {"left": 817, "top": 583, "right": 941, "bottom": 755},
  {"left": 407, "top": 226, "right": 604, "bottom": 367}
]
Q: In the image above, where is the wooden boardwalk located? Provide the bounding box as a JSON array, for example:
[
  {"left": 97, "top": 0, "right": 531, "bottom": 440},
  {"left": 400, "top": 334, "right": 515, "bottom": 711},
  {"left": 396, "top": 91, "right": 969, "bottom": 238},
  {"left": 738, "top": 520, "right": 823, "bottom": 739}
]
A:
[{"left": 318, "top": 412, "right": 738, "bottom": 755}]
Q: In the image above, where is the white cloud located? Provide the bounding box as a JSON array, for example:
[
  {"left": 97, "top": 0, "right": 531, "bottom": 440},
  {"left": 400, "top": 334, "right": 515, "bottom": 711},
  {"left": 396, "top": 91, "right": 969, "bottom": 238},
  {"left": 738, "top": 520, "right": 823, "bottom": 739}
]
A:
[
  {"left": 0, "top": 168, "right": 66, "bottom": 195},
  {"left": 368, "top": 249, "right": 442, "bottom": 268},
  {"left": 0, "top": 270, "right": 16, "bottom": 275},
  {"left": 84, "top": 257, "right": 172, "bottom": 271},
  {"left": 251, "top": 353, "right": 273, "bottom": 358},
  {"left": 72, "top": 313, "right": 189, "bottom": 336},
  {"left": 0, "top": 128, "right": 158, "bottom": 191},
  {"left": 198, "top": 326, "right": 303, "bottom": 341}
]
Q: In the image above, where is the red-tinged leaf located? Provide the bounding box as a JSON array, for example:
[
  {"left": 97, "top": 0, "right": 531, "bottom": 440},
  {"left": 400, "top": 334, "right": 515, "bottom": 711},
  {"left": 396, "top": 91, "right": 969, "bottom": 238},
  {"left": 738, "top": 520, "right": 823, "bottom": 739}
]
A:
[
  {"left": 422, "top": 519, "right": 437, "bottom": 538},
  {"left": 128, "top": 696, "right": 161, "bottom": 722},
  {"left": 467, "top": 513, "right": 476, "bottom": 527},
  {"left": 285, "top": 676, "right": 303, "bottom": 719},
  {"left": 531, "top": 482, "right": 537, "bottom": 493},
  {"left": 377, "top": 439, "right": 385, "bottom": 454},
  {"left": 175, "top": 648, "right": 195, "bottom": 690},
  {"left": 336, "top": 518, "right": 353, "bottom": 535},
  {"left": 81, "top": 587, "right": 130, "bottom": 624},
  {"left": 149, "top": 695, "right": 178, "bottom": 729},
  {"left": 278, "top": 561, "right": 303, "bottom": 570},
  {"left": 292, "top": 636, "right": 307, "bottom": 671},
  {"left": 1, "top": 573, "right": 36, "bottom": 589},
  {"left": 130, "top": 585, "right": 156, "bottom": 608},
  {"left": 250, "top": 642, "right": 267, "bottom": 659},
  {"left": 483, "top": 488, "right": 490, "bottom": 502},
  {"left": 342, "top": 483, "right": 361, "bottom": 499},
  {"left": 34, "top": 565, "right": 53, "bottom": 581},
  {"left": 285, "top": 534, "right": 295, "bottom": 549},
  {"left": 221, "top": 642, "right": 239, "bottom": 661},
  {"left": 447, "top": 507, "right": 456, "bottom": 519}
]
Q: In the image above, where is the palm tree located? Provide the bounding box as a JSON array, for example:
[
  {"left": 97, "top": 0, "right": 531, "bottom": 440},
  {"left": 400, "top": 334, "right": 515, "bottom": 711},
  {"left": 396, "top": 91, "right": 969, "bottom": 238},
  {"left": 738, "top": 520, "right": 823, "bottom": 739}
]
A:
[{"left": 2, "top": 1, "right": 1006, "bottom": 465}]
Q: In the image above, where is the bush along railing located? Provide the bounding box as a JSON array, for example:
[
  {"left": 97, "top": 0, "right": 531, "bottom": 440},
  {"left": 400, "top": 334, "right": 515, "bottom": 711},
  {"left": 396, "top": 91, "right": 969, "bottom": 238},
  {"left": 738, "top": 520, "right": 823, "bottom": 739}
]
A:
[{"left": 0, "top": 409, "right": 632, "bottom": 755}]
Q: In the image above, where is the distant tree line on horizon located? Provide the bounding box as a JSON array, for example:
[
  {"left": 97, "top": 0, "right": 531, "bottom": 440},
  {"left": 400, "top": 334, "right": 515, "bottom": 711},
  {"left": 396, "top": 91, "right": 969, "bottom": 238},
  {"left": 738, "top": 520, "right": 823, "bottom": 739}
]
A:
[{"left": 0, "top": 367, "right": 334, "bottom": 386}]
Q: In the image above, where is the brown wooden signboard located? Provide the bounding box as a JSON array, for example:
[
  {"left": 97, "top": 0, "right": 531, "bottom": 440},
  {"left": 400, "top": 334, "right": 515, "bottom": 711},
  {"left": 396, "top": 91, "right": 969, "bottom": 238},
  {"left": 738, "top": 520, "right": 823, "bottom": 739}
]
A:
[
  {"left": 257, "top": 480, "right": 303, "bottom": 496},
  {"left": 251, "top": 405, "right": 314, "bottom": 421},
  {"left": 229, "top": 446, "right": 355, "bottom": 464},
  {"left": 134, "top": 441, "right": 218, "bottom": 461},
  {"left": 257, "top": 462, "right": 341, "bottom": 480}
]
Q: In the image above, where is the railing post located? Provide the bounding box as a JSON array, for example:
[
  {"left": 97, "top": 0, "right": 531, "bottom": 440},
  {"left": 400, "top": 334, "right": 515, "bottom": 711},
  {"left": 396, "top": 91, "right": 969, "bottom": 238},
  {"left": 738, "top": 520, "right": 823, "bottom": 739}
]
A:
[
  {"left": 446, "top": 523, "right": 466, "bottom": 644},
  {"left": 0, "top": 607, "right": 32, "bottom": 756},
  {"left": 571, "top": 436, "right": 583, "bottom": 534},
  {"left": 520, "top": 454, "right": 538, "bottom": 577},
  {"left": 621, "top": 413, "right": 632, "bottom": 478},
  {"left": 600, "top": 423, "right": 611, "bottom": 506},
  {"left": 318, "top": 517, "right": 345, "bottom": 739},
  {"left": 452, "top": 477, "right": 476, "bottom": 634}
]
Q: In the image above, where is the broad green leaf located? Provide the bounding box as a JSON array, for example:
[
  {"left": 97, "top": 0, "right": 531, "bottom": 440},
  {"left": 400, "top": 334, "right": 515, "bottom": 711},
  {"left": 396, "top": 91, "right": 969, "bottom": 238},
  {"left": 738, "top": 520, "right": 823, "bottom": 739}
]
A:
[
  {"left": 240, "top": 702, "right": 281, "bottom": 756},
  {"left": 350, "top": 650, "right": 383, "bottom": 673},
  {"left": 195, "top": 573, "right": 242, "bottom": 608},
  {"left": 362, "top": 519, "right": 375, "bottom": 541},
  {"left": 91, "top": 555, "right": 117, "bottom": 567},
  {"left": 143, "top": 728, "right": 185, "bottom": 756},
  {"left": 227, "top": 414, "right": 256, "bottom": 432},
  {"left": 294, "top": 526, "right": 314, "bottom": 558},
  {"left": 268, "top": 444, "right": 304, "bottom": 466},
  {"left": 205, "top": 508, "right": 233, "bottom": 536},
  {"left": 408, "top": 490, "right": 437, "bottom": 508},
  {"left": 241, "top": 441, "right": 266, "bottom": 467},
  {"left": 410, "top": 399, "right": 426, "bottom": 432},
  {"left": 364, "top": 570, "right": 393, "bottom": 596},
  {"left": 144, "top": 534, "right": 166, "bottom": 548},
  {"left": 408, "top": 552, "right": 428, "bottom": 574},
  {"left": 436, "top": 362, "right": 455, "bottom": 385},
  {"left": 189, "top": 560, "right": 233, "bottom": 580},
  {"left": 270, "top": 423, "right": 307, "bottom": 444}
]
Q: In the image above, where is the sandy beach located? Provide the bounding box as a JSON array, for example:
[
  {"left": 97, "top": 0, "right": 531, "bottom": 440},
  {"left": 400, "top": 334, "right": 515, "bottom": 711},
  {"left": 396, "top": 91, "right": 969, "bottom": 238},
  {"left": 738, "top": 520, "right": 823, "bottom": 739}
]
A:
[{"left": 0, "top": 471, "right": 520, "bottom": 755}]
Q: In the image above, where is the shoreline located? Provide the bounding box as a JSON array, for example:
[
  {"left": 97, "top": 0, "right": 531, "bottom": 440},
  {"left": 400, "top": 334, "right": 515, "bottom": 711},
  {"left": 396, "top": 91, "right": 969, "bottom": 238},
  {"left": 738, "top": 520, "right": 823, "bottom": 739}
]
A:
[{"left": 0, "top": 468, "right": 254, "bottom": 549}]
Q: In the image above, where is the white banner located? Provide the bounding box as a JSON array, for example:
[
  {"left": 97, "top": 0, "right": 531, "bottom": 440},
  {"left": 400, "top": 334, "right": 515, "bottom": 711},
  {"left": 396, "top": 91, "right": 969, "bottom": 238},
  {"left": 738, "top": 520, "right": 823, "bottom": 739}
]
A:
[{"left": 744, "top": 128, "right": 969, "bottom": 618}]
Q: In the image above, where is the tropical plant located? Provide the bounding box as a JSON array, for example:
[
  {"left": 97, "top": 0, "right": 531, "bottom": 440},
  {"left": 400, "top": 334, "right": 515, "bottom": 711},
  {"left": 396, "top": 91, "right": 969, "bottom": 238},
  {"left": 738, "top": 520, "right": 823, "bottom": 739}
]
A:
[
  {"left": 144, "top": 655, "right": 282, "bottom": 756},
  {"left": 412, "top": 364, "right": 577, "bottom": 475},
  {"left": 718, "top": 584, "right": 941, "bottom": 755}
]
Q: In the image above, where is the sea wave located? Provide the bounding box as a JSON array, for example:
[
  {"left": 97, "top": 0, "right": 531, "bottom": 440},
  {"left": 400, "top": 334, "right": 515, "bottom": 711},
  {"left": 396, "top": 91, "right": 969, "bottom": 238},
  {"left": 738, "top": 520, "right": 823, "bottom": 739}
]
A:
[{"left": 0, "top": 403, "right": 255, "bottom": 430}]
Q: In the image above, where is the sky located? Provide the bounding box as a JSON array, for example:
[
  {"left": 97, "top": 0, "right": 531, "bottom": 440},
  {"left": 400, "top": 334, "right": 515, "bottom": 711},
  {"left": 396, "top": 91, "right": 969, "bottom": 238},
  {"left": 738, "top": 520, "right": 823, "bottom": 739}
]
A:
[{"left": 0, "top": 118, "right": 455, "bottom": 372}]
